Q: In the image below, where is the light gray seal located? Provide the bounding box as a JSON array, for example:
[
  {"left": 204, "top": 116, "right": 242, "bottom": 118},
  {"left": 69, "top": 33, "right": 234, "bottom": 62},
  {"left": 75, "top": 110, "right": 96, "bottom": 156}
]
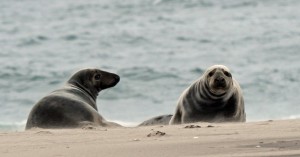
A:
[
  {"left": 169, "top": 65, "right": 246, "bottom": 124},
  {"left": 25, "top": 68, "right": 120, "bottom": 130},
  {"left": 138, "top": 114, "right": 172, "bottom": 126}
]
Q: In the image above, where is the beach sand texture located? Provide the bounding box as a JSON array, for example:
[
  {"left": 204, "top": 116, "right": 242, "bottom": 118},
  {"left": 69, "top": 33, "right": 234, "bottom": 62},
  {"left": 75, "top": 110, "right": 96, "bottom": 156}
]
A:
[{"left": 1, "top": 119, "right": 300, "bottom": 157}]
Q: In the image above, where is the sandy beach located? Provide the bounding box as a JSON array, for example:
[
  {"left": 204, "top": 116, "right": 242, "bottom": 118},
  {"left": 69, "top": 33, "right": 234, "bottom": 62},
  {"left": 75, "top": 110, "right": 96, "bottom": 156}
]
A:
[{"left": 1, "top": 119, "right": 300, "bottom": 157}]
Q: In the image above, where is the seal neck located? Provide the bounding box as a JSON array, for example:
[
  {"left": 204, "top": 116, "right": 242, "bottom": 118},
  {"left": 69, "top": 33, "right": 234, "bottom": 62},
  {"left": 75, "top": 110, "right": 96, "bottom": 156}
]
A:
[
  {"left": 202, "top": 78, "right": 233, "bottom": 101},
  {"left": 188, "top": 79, "right": 234, "bottom": 112},
  {"left": 68, "top": 82, "right": 97, "bottom": 102}
]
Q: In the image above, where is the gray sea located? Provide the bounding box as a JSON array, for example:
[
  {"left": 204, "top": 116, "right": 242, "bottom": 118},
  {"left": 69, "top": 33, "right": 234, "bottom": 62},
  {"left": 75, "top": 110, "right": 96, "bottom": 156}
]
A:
[{"left": 0, "top": 0, "right": 300, "bottom": 131}]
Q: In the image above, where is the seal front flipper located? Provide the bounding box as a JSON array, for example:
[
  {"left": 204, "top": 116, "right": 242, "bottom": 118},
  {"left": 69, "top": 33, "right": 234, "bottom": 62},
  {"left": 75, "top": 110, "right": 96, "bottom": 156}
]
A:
[{"left": 169, "top": 106, "right": 182, "bottom": 125}]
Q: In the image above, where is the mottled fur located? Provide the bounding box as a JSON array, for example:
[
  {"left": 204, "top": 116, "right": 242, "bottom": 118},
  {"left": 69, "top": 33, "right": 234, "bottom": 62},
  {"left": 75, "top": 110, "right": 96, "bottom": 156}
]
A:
[{"left": 170, "top": 65, "right": 246, "bottom": 124}]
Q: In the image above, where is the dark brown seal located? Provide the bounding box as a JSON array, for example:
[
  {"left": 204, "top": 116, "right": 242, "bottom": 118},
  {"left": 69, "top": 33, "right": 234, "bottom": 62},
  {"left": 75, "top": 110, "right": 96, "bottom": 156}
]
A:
[
  {"left": 25, "top": 68, "right": 120, "bottom": 130},
  {"left": 169, "top": 65, "right": 246, "bottom": 124}
]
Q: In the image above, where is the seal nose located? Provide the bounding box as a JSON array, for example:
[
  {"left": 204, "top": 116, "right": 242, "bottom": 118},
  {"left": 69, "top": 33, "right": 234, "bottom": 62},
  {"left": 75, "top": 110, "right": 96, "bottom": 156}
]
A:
[
  {"left": 114, "top": 75, "right": 120, "bottom": 82},
  {"left": 215, "top": 77, "right": 225, "bottom": 83}
]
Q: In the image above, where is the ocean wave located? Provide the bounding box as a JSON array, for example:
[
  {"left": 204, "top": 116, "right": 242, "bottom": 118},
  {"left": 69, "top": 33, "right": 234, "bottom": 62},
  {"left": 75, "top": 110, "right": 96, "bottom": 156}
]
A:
[
  {"left": 221, "top": 1, "right": 258, "bottom": 9},
  {"left": 62, "top": 34, "right": 78, "bottom": 41},
  {"left": 120, "top": 67, "right": 179, "bottom": 81},
  {"left": 190, "top": 67, "right": 204, "bottom": 74},
  {"left": 0, "top": 120, "right": 26, "bottom": 132},
  {"left": 110, "top": 120, "right": 138, "bottom": 127},
  {"left": 1, "top": 0, "right": 300, "bottom": 131},
  {"left": 284, "top": 115, "right": 300, "bottom": 120},
  {"left": 16, "top": 35, "right": 50, "bottom": 47}
]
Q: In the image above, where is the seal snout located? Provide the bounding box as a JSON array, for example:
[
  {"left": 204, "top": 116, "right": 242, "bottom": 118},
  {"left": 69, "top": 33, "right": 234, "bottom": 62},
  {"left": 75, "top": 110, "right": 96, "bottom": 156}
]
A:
[
  {"left": 103, "top": 74, "right": 120, "bottom": 89},
  {"left": 110, "top": 74, "right": 120, "bottom": 86},
  {"left": 214, "top": 76, "right": 226, "bottom": 88},
  {"left": 114, "top": 75, "right": 120, "bottom": 83},
  {"left": 215, "top": 76, "right": 225, "bottom": 83}
]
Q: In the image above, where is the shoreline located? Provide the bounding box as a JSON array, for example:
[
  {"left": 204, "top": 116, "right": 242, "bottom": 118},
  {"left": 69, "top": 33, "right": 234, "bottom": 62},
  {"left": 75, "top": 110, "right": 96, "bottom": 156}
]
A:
[
  {"left": 1, "top": 119, "right": 300, "bottom": 157},
  {"left": 0, "top": 117, "right": 298, "bottom": 132}
]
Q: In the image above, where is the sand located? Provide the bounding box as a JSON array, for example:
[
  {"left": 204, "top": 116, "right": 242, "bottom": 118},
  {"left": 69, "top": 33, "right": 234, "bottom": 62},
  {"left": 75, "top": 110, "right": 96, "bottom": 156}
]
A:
[{"left": 1, "top": 119, "right": 300, "bottom": 157}]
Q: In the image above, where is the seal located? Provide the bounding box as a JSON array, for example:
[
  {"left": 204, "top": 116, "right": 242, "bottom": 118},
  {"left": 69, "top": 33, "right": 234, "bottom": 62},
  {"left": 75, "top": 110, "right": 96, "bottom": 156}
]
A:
[
  {"left": 25, "top": 68, "right": 120, "bottom": 130},
  {"left": 169, "top": 65, "right": 246, "bottom": 124},
  {"left": 138, "top": 114, "right": 172, "bottom": 126}
]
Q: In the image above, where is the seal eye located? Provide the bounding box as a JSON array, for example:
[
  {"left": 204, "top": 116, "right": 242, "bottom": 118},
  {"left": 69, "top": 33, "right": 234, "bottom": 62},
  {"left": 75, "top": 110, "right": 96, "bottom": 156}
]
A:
[
  {"left": 208, "top": 71, "right": 214, "bottom": 77},
  {"left": 94, "top": 74, "right": 101, "bottom": 80},
  {"left": 224, "top": 71, "right": 232, "bottom": 77}
]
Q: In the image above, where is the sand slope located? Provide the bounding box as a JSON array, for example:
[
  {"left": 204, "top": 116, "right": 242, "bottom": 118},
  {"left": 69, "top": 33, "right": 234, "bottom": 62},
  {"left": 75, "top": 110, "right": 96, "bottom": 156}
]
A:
[{"left": 1, "top": 120, "right": 300, "bottom": 157}]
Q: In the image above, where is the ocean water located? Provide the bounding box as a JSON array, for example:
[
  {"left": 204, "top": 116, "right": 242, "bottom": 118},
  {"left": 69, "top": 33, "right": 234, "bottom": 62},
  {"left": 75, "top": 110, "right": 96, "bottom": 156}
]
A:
[{"left": 0, "top": 0, "right": 300, "bottom": 131}]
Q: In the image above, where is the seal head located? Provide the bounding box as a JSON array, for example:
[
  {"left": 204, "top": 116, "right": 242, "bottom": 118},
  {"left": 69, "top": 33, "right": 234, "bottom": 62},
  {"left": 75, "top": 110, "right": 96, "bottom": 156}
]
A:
[
  {"left": 68, "top": 69, "right": 120, "bottom": 101},
  {"left": 206, "top": 65, "right": 233, "bottom": 96}
]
